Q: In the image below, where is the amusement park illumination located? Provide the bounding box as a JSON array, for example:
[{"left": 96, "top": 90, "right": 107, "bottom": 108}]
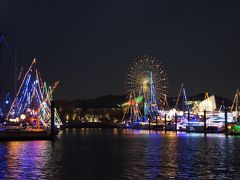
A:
[
  {"left": 5, "top": 59, "right": 62, "bottom": 128},
  {"left": 126, "top": 55, "right": 168, "bottom": 105},
  {"left": 123, "top": 55, "right": 168, "bottom": 123}
]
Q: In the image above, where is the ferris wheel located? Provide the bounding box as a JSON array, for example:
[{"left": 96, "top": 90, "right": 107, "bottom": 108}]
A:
[{"left": 126, "top": 55, "right": 168, "bottom": 108}]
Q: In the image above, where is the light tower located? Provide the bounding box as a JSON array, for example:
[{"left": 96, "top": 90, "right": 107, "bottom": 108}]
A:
[{"left": 140, "top": 71, "right": 159, "bottom": 121}]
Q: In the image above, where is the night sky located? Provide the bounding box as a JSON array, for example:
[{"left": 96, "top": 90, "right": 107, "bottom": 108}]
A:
[{"left": 1, "top": 0, "right": 240, "bottom": 100}]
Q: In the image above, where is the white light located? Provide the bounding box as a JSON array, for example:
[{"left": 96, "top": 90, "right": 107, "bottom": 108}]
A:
[
  {"left": 20, "top": 114, "right": 26, "bottom": 120},
  {"left": 9, "top": 118, "right": 19, "bottom": 122}
]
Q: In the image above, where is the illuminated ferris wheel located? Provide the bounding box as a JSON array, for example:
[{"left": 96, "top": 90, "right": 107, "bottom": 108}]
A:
[{"left": 126, "top": 55, "right": 168, "bottom": 108}]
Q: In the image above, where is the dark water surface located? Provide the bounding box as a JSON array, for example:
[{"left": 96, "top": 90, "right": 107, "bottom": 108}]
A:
[{"left": 1, "top": 129, "right": 240, "bottom": 179}]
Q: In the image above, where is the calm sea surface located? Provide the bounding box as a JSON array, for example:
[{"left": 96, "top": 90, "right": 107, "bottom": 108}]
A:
[{"left": 1, "top": 129, "right": 240, "bottom": 179}]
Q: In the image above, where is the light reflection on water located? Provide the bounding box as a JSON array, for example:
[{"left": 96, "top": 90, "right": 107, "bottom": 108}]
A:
[
  {"left": 0, "top": 141, "right": 62, "bottom": 179},
  {"left": 0, "top": 129, "right": 240, "bottom": 179}
]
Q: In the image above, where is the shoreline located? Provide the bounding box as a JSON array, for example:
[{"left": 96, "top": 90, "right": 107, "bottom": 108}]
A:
[{"left": 60, "top": 123, "right": 240, "bottom": 136}]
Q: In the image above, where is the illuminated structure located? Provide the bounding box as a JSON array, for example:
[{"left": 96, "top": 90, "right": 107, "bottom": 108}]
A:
[
  {"left": 121, "top": 91, "right": 142, "bottom": 123},
  {"left": 124, "top": 55, "right": 168, "bottom": 123},
  {"left": 6, "top": 59, "right": 62, "bottom": 128},
  {"left": 0, "top": 35, "right": 16, "bottom": 120},
  {"left": 231, "top": 89, "right": 240, "bottom": 119},
  {"left": 192, "top": 92, "right": 217, "bottom": 115},
  {"left": 175, "top": 83, "right": 189, "bottom": 112}
]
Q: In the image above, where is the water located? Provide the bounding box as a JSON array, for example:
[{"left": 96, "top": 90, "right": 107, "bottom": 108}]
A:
[{"left": 1, "top": 129, "right": 240, "bottom": 179}]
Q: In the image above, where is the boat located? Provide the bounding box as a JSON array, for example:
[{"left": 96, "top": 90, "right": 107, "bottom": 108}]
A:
[{"left": 0, "top": 59, "right": 62, "bottom": 140}]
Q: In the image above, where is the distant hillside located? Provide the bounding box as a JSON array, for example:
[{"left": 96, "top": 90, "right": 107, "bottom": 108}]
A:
[
  {"left": 56, "top": 95, "right": 126, "bottom": 110},
  {"left": 71, "top": 95, "right": 126, "bottom": 108},
  {"left": 56, "top": 93, "right": 233, "bottom": 110}
]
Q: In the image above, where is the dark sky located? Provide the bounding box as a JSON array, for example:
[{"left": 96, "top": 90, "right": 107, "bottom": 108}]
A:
[{"left": 1, "top": 0, "right": 240, "bottom": 100}]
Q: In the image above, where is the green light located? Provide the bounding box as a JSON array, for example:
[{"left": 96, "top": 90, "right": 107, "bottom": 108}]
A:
[
  {"left": 135, "top": 96, "right": 143, "bottom": 103},
  {"left": 232, "top": 125, "right": 240, "bottom": 133}
]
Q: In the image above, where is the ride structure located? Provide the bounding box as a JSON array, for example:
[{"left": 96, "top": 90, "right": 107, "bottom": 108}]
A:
[
  {"left": 175, "top": 83, "right": 190, "bottom": 112},
  {"left": 123, "top": 55, "right": 168, "bottom": 124},
  {"left": 121, "top": 91, "right": 142, "bottom": 124}
]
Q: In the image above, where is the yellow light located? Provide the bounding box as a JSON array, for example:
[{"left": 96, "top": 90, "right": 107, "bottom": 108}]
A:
[
  {"left": 143, "top": 79, "right": 148, "bottom": 86},
  {"left": 142, "top": 79, "right": 149, "bottom": 92}
]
